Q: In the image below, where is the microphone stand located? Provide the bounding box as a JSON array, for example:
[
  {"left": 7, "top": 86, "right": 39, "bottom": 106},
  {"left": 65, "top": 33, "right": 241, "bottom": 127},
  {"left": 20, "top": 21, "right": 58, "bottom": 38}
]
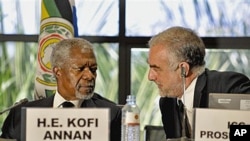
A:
[
  {"left": 181, "top": 73, "right": 187, "bottom": 141},
  {"left": 179, "top": 70, "right": 190, "bottom": 141},
  {"left": 167, "top": 68, "right": 193, "bottom": 141}
]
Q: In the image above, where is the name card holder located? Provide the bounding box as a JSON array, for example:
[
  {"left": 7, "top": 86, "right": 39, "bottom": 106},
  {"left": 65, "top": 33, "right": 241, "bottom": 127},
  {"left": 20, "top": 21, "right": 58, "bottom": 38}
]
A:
[
  {"left": 21, "top": 108, "right": 110, "bottom": 141},
  {"left": 193, "top": 108, "right": 250, "bottom": 141}
]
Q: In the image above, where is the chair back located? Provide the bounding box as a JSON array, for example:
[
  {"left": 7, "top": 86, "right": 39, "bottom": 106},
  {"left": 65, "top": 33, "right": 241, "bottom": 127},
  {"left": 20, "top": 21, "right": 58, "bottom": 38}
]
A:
[{"left": 144, "top": 125, "right": 166, "bottom": 141}]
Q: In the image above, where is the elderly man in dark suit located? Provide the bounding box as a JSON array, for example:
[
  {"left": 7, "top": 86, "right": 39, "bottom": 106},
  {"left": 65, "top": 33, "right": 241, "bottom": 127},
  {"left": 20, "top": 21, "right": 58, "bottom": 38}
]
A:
[
  {"left": 1, "top": 38, "right": 121, "bottom": 141},
  {"left": 147, "top": 26, "right": 250, "bottom": 139}
]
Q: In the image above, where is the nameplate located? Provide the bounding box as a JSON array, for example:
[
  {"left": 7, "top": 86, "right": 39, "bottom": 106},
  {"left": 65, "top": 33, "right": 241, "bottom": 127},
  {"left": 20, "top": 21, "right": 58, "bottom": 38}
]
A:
[
  {"left": 21, "top": 108, "right": 109, "bottom": 141},
  {"left": 194, "top": 108, "right": 250, "bottom": 141}
]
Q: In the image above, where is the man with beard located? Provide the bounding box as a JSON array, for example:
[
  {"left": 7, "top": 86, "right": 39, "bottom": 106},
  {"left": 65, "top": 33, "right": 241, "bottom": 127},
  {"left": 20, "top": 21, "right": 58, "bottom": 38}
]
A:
[
  {"left": 1, "top": 38, "right": 121, "bottom": 141},
  {"left": 147, "top": 26, "right": 250, "bottom": 140}
]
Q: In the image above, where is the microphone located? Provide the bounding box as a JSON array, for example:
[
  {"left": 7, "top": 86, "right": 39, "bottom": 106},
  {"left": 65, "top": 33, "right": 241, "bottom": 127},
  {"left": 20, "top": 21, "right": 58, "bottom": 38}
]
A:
[
  {"left": 167, "top": 67, "right": 192, "bottom": 141},
  {"left": 181, "top": 67, "right": 186, "bottom": 138},
  {"left": 0, "top": 98, "right": 29, "bottom": 115},
  {"left": 179, "top": 67, "right": 192, "bottom": 140}
]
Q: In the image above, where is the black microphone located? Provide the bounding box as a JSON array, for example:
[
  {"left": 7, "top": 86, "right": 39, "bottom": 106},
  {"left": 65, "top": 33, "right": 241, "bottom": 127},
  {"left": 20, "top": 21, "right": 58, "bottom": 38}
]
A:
[
  {"left": 167, "top": 67, "right": 193, "bottom": 141},
  {"left": 181, "top": 67, "right": 187, "bottom": 138},
  {"left": 179, "top": 67, "right": 192, "bottom": 141},
  {"left": 0, "top": 98, "right": 29, "bottom": 115}
]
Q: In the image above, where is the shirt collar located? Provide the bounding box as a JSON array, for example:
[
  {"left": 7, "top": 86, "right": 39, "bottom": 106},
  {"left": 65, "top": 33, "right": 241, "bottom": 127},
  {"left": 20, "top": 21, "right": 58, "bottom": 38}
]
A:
[
  {"left": 53, "top": 91, "right": 84, "bottom": 108},
  {"left": 181, "top": 77, "right": 198, "bottom": 109}
]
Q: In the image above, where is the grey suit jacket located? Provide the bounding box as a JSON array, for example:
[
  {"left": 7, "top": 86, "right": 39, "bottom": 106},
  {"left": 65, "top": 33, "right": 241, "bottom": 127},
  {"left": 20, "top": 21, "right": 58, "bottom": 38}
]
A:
[
  {"left": 1, "top": 93, "right": 121, "bottom": 141},
  {"left": 159, "top": 69, "right": 250, "bottom": 139}
]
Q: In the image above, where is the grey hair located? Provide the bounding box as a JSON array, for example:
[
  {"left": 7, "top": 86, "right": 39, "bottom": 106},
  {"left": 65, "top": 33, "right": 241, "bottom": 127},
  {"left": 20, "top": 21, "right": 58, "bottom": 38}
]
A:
[
  {"left": 148, "top": 26, "right": 205, "bottom": 74},
  {"left": 50, "top": 38, "right": 94, "bottom": 69}
]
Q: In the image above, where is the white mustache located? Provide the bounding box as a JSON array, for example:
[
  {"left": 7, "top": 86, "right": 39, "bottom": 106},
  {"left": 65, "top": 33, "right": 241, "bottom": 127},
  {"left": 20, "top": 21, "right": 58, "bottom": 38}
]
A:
[
  {"left": 86, "top": 81, "right": 94, "bottom": 87},
  {"left": 78, "top": 81, "right": 94, "bottom": 88}
]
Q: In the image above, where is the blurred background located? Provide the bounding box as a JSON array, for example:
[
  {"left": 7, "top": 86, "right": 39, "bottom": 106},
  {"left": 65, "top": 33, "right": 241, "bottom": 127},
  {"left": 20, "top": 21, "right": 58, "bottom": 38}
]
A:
[{"left": 1, "top": 0, "right": 250, "bottom": 137}]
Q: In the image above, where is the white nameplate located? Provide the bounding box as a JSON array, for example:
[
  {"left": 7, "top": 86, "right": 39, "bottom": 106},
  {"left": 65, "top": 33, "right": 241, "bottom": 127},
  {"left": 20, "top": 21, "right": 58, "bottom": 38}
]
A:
[
  {"left": 21, "top": 108, "right": 109, "bottom": 141},
  {"left": 194, "top": 108, "right": 250, "bottom": 141}
]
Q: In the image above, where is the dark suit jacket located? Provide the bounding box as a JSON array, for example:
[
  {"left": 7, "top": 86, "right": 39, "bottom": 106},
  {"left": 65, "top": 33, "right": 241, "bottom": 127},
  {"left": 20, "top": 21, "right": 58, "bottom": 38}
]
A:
[
  {"left": 159, "top": 69, "right": 250, "bottom": 139},
  {"left": 0, "top": 93, "right": 121, "bottom": 141}
]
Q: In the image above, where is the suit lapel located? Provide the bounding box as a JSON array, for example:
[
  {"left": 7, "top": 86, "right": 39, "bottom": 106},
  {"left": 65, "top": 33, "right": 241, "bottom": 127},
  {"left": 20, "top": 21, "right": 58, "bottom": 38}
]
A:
[
  {"left": 160, "top": 97, "right": 182, "bottom": 138},
  {"left": 37, "top": 95, "right": 54, "bottom": 107}
]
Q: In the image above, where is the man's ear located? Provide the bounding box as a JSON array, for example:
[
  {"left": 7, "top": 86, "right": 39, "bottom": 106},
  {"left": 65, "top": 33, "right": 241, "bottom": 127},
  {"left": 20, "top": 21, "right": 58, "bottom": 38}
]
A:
[
  {"left": 53, "top": 67, "right": 61, "bottom": 77},
  {"left": 179, "top": 62, "right": 190, "bottom": 77}
]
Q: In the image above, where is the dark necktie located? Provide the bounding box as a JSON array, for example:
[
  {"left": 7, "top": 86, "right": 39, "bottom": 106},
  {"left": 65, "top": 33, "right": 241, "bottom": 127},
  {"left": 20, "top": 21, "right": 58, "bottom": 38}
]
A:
[
  {"left": 62, "top": 101, "right": 74, "bottom": 108},
  {"left": 178, "top": 99, "right": 191, "bottom": 138}
]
